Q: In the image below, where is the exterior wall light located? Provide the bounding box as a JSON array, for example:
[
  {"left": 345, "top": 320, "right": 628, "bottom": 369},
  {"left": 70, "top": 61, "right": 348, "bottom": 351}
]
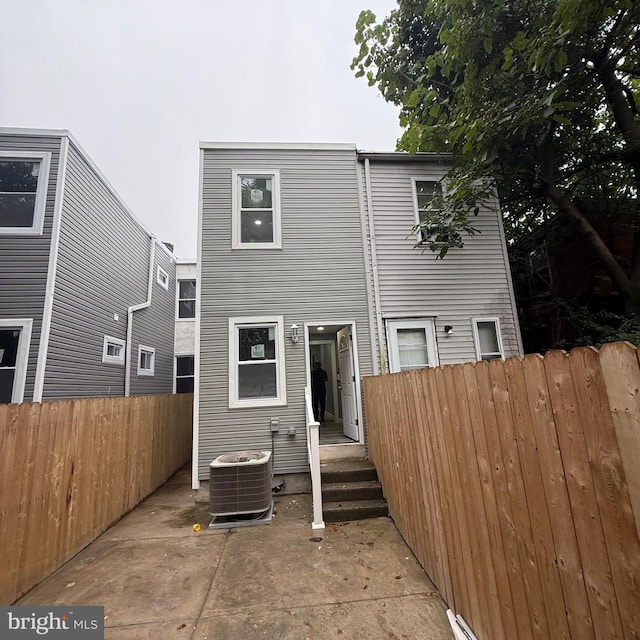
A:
[
  {"left": 444, "top": 325, "right": 454, "bottom": 335},
  {"left": 290, "top": 324, "right": 300, "bottom": 343}
]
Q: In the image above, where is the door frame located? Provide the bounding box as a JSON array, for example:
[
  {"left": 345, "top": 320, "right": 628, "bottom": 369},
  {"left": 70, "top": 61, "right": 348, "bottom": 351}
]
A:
[
  {"left": 308, "top": 339, "right": 339, "bottom": 421},
  {"left": 304, "top": 320, "right": 364, "bottom": 445},
  {"left": 0, "top": 318, "right": 33, "bottom": 403}
]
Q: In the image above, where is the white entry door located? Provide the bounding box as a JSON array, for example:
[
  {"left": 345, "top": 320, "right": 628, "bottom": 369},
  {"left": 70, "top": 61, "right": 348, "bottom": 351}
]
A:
[{"left": 337, "top": 326, "right": 358, "bottom": 441}]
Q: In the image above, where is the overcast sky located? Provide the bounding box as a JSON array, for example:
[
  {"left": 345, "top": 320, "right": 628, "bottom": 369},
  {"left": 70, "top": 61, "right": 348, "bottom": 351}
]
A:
[{"left": 0, "top": 1, "right": 401, "bottom": 258}]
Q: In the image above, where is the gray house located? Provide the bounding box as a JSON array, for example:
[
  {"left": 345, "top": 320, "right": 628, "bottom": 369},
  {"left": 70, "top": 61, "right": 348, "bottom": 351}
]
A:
[
  {"left": 0, "top": 128, "right": 176, "bottom": 403},
  {"left": 193, "top": 142, "right": 522, "bottom": 487}
]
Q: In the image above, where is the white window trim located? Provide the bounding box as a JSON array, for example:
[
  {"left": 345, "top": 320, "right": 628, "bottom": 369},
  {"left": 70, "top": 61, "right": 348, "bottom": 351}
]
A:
[
  {"left": 176, "top": 279, "right": 196, "bottom": 321},
  {"left": 472, "top": 317, "right": 505, "bottom": 361},
  {"left": 157, "top": 265, "right": 169, "bottom": 290},
  {"left": 0, "top": 151, "right": 51, "bottom": 236},
  {"left": 411, "top": 175, "right": 447, "bottom": 241},
  {"left": 231, "top": 170, "right": 282, "bottom": 249},
  {"left": 386, "top": 318, "right": 439, "bottom": 373},
  {"left": 138, "top": 345, "right": 156, "bottom": 376},
  {"left": 0, "top": 318, "right": 33, "bottom": 403},
  {"left": 102, "top": 335, "right": 125, "bottom": 365},
  {"left": 228, "top": 315, "right": 286, "bottom": 408}
]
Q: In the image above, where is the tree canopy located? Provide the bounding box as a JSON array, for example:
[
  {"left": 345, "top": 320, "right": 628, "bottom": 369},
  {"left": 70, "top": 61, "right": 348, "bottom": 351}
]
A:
[{"left": 352, "top": 0, "right": 640, "bottom": 328}]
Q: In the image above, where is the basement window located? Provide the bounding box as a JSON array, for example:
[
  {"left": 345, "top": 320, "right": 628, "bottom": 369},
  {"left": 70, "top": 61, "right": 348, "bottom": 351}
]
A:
[
  {"left": 138, "top": 345, "right": 155, "bottom": 376},
  {"left": 102, "top": 336, "right": 125, "bottom": 365}
]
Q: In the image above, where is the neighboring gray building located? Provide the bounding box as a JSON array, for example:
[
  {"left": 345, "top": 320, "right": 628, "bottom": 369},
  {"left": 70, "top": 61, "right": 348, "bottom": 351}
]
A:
[
  {"left": 359, "top": 152, "right": 522, "bottom": 374},
  {"left": 193, "top": 142, "right": 522, "bottom": 487},
  {"left": 0, "top": 128, "right": 176, "bottom": 403}
]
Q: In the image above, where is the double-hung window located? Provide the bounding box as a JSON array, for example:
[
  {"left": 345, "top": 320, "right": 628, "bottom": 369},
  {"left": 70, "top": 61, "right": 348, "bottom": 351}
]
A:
[
  {"left": 232, "top": 170, "right": 281, "bottom": 248},
  {"left": 386, "top": 319, "right": 438, "bottom": 373},
  {"left": 0, "top": 319, "right": 32, "bottom": 404},
  {"left": 412, "top": 179, "right": 443, "bottom": 243},
  {"left": 0, "top": 151, "right": 51, "bottom": 235},
  {"left": 229, "top": 316, "right": 286, "bottom": 408},
  {"left": 472, "top": 318, "right": 504, "bottom": 360},
  {"left": 177, "top": 280, "right": 196, "bottom": 319},
  {"left": 175, "top": 355, "right": 195, "bottom": 393}
]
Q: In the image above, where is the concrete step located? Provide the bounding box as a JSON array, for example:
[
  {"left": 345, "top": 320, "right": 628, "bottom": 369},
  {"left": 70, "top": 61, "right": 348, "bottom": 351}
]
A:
[
  {"left": 322, "top": 480, "right": 383, "bottom": 503},
  {"left": 323, "top": 499, "right": 389, "bottom": 523},
  {"left": 320, "top": 459, "right": 379, "bottom": 484},
  {"left": 320, "top": 459, "right": 388, "bottom": 523}
]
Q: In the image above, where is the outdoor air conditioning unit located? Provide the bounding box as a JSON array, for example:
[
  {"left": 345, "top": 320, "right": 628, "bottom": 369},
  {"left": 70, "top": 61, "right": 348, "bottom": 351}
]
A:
[{"left": 209, "top": 450, "right": 272, "bottom": 517}]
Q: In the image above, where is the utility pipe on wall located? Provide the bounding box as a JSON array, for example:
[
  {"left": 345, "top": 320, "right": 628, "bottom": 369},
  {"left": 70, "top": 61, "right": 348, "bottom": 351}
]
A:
[
  {"left": 125, "top": 235, "right": 156, "bottom": 397},
  {"left": 363, "top": 157, "right": 387, "bottom": 374}
]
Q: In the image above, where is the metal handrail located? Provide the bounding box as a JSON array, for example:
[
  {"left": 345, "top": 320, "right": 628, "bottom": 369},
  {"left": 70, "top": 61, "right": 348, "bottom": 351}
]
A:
[{"left": 305, "top": 385, "right": 325, "bottom": 530}]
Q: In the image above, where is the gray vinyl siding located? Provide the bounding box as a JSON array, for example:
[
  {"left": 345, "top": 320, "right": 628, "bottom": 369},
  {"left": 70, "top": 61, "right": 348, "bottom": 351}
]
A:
[
  {"left": 199, "top": 148, "right": 374, "bottom": 478},
  {"left": 129, "top": 245, "right": 176, "bottom": 396},
  {"left": 0, "top": 134, "right": 62, "bottom": 401},
  {"left": 43, "top": 141, "right": 175, "bottom": 399},
  {"left": 361, "top": 158, "right": 521, "bottom": 366}
]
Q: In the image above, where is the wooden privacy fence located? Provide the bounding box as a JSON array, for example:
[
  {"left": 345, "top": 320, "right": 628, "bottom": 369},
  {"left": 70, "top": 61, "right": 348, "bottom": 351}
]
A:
[
  {"left": 363, "top": 343, "right": 640, "bottom": 640},
  {"left": 0, "top": 393, "right": 193, "bottom": 605}
]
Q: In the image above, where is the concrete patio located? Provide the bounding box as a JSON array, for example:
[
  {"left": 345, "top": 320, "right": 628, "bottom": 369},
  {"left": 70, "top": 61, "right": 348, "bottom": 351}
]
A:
[{"left": 19, "top": 467, "right": 453, "bottom": 639}]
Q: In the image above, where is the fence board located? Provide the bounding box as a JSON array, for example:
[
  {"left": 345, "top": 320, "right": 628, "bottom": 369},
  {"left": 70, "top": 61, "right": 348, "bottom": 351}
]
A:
[
  {"left": 570, "top": 348, "right": 640, "bottom": 640},
  {"left": 505, "top": 356, "right": 570, "bottom": 640},
  {"left": 599, "top": 343, "right": 640, "bottom": 541},
  {"left": 466, "top": 362, "right": 520, "bottom": 640},
  {"left": 544, "top": 350, "right": 624, "bottom": 639},
  {"left": 449, "top": 365, "right": 499, "bottom": 640},
  {"left": 523, "top": 354, "right": 593, "bottom": 639},
  {"left": 0, "top": 393, "right": 193, "bottom": 605},
  {"left": 409, "top": 370, "right": 452, "bottom": 603},
  {"left": 490, "top": 358, "right": 551, "bottom": 640},
  {"left": 363, "top": 343, "right": 640, "bottom": 640},
  {"left": 432, "top": 366, "right": 472, "bottom": 619}
]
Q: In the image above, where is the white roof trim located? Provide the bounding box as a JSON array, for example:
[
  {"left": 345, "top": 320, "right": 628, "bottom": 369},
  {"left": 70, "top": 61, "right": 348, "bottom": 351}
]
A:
[
  {"left": 199, "top": 141, "right": 356, "bottom": 151},
  {"left": 0, "top": 127, "right": 70, "bottom": 137}
]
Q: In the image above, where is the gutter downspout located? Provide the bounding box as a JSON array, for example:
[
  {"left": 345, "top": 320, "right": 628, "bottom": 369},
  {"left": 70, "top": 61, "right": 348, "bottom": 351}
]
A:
[
  {"left": 363, "top": 157, "right": 387, "bottom": 374},
  {"left": 356, "top": 158, "right": 381, "bottom": 376},
  {"left": 125, "top": 236, "right": 156, "bottom": 397},
  {"left": 192, "top": 148, "right": 205, "bottom": 490}
]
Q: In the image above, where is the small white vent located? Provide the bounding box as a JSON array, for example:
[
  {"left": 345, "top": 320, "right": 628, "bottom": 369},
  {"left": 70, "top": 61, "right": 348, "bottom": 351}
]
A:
[{"left": 209, "top": 450, "right": 272, "bottom": 516}]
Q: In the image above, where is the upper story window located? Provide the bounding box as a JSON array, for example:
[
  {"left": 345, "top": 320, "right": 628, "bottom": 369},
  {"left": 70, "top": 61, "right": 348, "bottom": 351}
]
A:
[
  {"left": 157, "top": 265, "right": 169, "bottom": 290},
  {"left": 177, "top": 280, "right": 196, "bottom": 319},
  {"left": 412, "top": 179, "right": 444, "bottom": 243},
  {"left": 0, "top": 151, "right": 51, "bottom": 235},
  {"left": 231, "top": 170, "right": 281, "bottom": 249},
  {"left": 472, "top": 318, "right": 504, "bottom": 361}
]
